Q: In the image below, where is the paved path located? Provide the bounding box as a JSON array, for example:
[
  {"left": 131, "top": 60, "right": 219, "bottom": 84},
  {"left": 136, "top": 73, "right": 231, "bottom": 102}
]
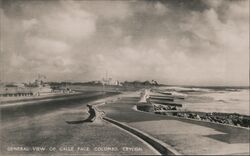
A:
[
  {"left": 100, "top": 92, "right": 250, "bottom": 155},
  {"left": 0, "top": 92, "right": 158, "bottom": 155}
]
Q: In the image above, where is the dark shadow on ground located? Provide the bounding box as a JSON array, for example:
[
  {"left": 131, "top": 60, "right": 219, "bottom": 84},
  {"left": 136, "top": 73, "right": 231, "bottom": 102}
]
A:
[
  {"left": 66, "top": 104, "right": 96, "bottom": 124},
  {"left": 206, "top": 134, "right": 250, "bottom": 144},
  {"left": 66, "top": 118, "right": 95, "bottom": 124}
]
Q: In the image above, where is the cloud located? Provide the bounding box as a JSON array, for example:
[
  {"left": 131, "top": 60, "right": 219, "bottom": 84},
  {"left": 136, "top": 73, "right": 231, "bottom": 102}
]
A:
[
  {"left": 202, "top": 0, "right": 223, "bottom": 9},
  {"left": 154, "top": 2, "right": 168, "bottom": 15},
  {"left": 0, "top": 0, "right": 249, "bottom": 86},
  {"left": 78, "top": 0, "right": 132, "bottom": 20},
  {"left": 22, "top": 18, "right": 39, "bottom": 31},
  {"left": 10, "top": 54, "right": 26, "bottom": 67},
  {"left": 26, "top": 37, "right": 70, "bottom": 54},
  {"left": 41, "top": 9, "right": 96, "bottom": 41},
  {"left": 0, "top": 0, "right": 97, "bottom": 81}
]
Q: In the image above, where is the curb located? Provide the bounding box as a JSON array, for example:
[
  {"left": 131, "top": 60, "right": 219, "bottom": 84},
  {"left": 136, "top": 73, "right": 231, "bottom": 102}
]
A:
[
  {"left": 103, "top": 117, "right": 181, "bottom": 155},
  {"left": 134, "top": 105, "right": 250, "bottom": 130}
]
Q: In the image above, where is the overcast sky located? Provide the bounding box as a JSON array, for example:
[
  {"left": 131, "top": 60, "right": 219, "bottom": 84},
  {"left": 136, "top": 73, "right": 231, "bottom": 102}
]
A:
[{"left": 0, "top": 0, "right": 249, "bottom": 86}]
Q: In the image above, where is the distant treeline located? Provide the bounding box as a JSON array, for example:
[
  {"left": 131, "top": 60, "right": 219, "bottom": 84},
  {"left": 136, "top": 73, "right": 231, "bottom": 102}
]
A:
[
  {"left": 122, "top": 80, "right": 158, "bottom": 87},
  {"left": 48, "top": 81, "right": 101, "bottom": 86},
  {"left": 48, "top": 80, "right": 159, "bottom": 87}
]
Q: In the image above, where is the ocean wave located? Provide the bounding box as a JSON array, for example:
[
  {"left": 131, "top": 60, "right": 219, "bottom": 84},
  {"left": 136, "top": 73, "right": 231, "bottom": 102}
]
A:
[
  {"left": 182, "top": 89, "right": 249, "bottom": 115},
  {"left": 160, "top": 86, "right": 212, "bottom": 93}
]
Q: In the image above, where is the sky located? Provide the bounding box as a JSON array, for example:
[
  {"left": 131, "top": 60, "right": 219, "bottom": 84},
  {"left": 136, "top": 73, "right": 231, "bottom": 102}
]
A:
[{"left": 0, "top": 0, "right": 249, "bottom": 86}]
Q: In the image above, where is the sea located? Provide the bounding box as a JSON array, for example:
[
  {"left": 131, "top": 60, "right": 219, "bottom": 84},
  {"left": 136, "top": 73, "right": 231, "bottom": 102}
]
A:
[{"left": 160, "top": 86, "right": 249, "bottom": 116}]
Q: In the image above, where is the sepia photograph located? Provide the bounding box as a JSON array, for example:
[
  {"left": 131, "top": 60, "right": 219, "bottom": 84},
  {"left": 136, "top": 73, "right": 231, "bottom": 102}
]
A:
[{"left": 0, "top": 0, "right": 249, "bottom": 155}]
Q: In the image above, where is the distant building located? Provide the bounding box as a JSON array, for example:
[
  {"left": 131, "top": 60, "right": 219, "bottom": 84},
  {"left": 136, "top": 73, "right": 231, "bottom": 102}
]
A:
[
  {"left": 115, "top": 80, "right": 121, "bottom": 86},
  {"left": 0, "top": 75, "right": 53, "bottom": 97},
  {"left": 34, "top": 84, "right": 52, "bottom": 96},
  {"left": 0, "top": 84, "right": 35, "bottom": 97}
]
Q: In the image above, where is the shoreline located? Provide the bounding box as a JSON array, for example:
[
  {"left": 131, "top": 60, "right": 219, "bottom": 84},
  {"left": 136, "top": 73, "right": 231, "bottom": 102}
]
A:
[
  {"left": 136, "top": 104, "right": 250, "bottom": 129},
  {"left": 142, "top": 87, "right": 250, "bottom": 128},
  {"left": 99, "top": 91, "right": 250, "bottom": 155}
]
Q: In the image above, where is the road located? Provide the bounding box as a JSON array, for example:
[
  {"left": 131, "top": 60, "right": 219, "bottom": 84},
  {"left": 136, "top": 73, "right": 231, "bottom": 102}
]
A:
[
  {"left": 0, "top": 91, "right": 158, "bottom": 155},
  {"left": 2, "top": 90, "right": 249, "bottom": 155}
]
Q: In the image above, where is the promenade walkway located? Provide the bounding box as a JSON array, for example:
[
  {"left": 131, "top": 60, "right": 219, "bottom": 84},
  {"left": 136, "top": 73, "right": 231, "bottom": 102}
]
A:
[
  {"left": 1, "top": 91, "right": 249, "bottom": 155},
  {"left": 0, "top": 92, "right": 158, "bottom": 155},
  {"left": 100, "top": 92, "right": 250, "bottom": 155}
]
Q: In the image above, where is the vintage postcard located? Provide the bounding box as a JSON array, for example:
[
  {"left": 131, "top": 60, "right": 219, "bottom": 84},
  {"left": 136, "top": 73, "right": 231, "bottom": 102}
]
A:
[{"left": 0, "top": 0, "right": 249, "bottom": 155}]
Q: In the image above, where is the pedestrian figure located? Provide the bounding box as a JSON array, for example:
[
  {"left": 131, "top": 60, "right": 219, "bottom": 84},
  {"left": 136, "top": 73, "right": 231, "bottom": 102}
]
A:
[
  {"left": 85, "top": 104, "right": 96, "bottom": 122},
  {"left": 66, "top": 104, "right": 96, "bottom": 124}
]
